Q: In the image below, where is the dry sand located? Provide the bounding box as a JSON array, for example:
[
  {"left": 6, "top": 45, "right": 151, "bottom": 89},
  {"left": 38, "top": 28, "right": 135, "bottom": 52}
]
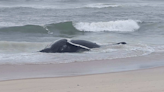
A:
[{"left": 0, "top": 66, "right": 164, "bottom": 92}]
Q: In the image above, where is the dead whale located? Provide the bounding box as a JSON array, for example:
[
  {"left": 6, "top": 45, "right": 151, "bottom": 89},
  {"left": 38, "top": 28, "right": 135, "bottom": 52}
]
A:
[
  {"left": 40, "top": 39, "right": 100, "bottom": 53},
  {"left": 40, "top": 39, "right": 126, "bottom": 53}
]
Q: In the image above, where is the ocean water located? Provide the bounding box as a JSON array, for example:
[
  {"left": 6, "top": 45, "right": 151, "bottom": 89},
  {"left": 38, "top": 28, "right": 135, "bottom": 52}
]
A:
[{"left": 0, "top": 0, "right": 164, "bottom": 64}]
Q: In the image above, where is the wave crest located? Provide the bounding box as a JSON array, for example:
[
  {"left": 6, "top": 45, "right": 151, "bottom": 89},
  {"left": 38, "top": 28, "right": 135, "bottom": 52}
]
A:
[
  {"left": 85, "top": 3, "right": 119, "bottom": 8},
  {"left": 0, "top": 20, "right": 141, "bottom": 37},
  {"left": 74, "top": 19, "right": 141, "bottom": 32}
]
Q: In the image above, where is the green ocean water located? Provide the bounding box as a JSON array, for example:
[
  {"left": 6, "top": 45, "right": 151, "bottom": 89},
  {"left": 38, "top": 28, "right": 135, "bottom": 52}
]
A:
[{"left": 0, "top": 0, "right": 164, "bottom": 64}]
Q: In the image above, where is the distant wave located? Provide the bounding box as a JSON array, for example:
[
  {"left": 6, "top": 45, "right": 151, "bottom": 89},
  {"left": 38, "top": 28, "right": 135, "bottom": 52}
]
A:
[
  {"left": 85, "top": 3, "right": 119, "bottom": 8},
  {"left": 0, "top": 3, "right": 119, "bottom": 9},
  {"left": 0, "top": 4, "right": 82, "bottom": 9},
  {"left": 0, "top": 22, "right": 20, "bottom": 28},
  {"left": 0, "top": 5, "right": 59, "bottom": 9},
  {"left": 0, "top": 2, "right": 162, "bottom": 10},
  {"left": 74, "top": 20, "right": 141, "bottom": 32}
]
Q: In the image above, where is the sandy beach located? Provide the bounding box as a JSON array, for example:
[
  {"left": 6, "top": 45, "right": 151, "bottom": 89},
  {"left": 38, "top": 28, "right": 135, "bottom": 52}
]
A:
[
  {"left": 0, "top": 52, "right": 164, "bottom": 92},
  {"left": 0, "top": 66, "right": 164, "bottom": 92}
]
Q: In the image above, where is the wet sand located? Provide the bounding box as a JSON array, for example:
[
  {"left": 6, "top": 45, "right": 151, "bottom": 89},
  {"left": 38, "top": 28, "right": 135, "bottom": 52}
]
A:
[
  {"left": 1, "top": 52, "right": 164, "bottom": 81},
  {"left": 0, "top": 66, "right": 164, "bottom": 92},
  {"left": 0, "top": 52, "right": 164, "bottom": 92}
]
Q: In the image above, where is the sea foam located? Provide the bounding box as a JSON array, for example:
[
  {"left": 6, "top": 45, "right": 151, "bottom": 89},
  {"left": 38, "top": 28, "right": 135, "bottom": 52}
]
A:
[{"left": 74, "top": 19, "right": 141, "bottom": 32}]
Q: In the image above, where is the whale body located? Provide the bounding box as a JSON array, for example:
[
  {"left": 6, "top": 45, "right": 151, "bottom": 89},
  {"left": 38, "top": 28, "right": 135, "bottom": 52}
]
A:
[{"left": 40, "top": 39, "right": 100, "bottom": 53}]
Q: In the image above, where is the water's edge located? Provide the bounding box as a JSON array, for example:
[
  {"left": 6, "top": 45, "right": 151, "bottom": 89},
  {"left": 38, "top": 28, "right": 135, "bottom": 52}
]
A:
[{"left": 0, "top": 52, "right": 164, "bottom": 81}]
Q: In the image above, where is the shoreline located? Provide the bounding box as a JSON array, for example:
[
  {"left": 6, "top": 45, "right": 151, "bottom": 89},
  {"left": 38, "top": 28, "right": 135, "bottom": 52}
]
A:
[
  {"left": 1, "top": 66, "right": 164, "bottom": 92},
  {"left": 1, "top": 52, "right": 164, "bottom": 81},
  {"left": 0, "top": 66, "right": 162, "bottom": 82},
  {"left": 1, "top": 52, "right": 164, "bottom": 92}
]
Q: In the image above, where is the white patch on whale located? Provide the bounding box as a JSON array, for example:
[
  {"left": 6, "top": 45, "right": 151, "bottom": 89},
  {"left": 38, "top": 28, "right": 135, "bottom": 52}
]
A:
[{"left": 67, "top": 39, "right": 91, "bottom": 50}]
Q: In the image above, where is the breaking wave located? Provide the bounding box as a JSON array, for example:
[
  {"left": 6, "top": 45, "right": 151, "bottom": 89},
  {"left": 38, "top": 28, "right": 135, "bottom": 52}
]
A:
[
  {"left": 74, "top": 19, "right": 141, "bottom": 32},
  {"left": 0, "top": 20, "right": 141, "bottom": 36}
]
